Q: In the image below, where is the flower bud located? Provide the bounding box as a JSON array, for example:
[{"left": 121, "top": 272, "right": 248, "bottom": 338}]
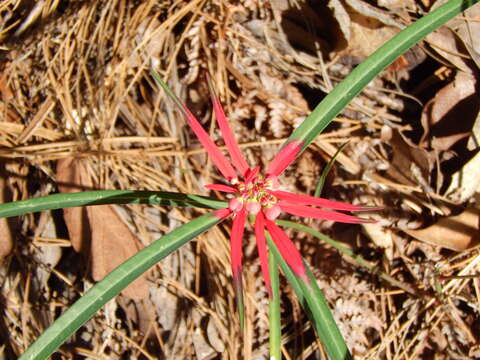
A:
[
  {"left": 265, "top": 204, "right": 281, "bottom": 221},
  {"left": 229, "top": 198, "right": 243, "bottom": 212}
]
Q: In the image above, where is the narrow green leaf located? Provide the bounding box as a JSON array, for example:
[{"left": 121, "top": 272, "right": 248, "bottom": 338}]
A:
[
  {"left": 0, "top": 190, "right": 227, "bottom": 218},
  {"left": 268, "top": 237, "right": 351, "bottom": 360},
  {"left": 285, "top": 0, "right": 479, "bottom": 155},
  {"left": 278, "top": 220, "right": 418, "bottom": 296},
  {"left": 19, "top": 212, "right": 225, "bottom": 360},
  {"left": 314, "top": 141, "right": 349, "bottom": 198},
  {"left": 268, "top": 237, "right": 282, "bottom": 360},
  {"left": 151, "top": 70, "right": 186, "bottom": 111}
]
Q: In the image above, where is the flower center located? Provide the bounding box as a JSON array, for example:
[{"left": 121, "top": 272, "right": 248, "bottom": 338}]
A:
[{"left": 229, "top": 175, "right": 281, "bottom": 220}]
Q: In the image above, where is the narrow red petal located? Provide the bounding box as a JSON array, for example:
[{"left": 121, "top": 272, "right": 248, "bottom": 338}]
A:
[
  {"left": 280, "top": 202, "right": 374, "bottom": 224},
  {"left": 245, "top": 166, "right": 260, "bottom": 184},
  {"left": 206, "top": 75, "right": 250, "bottom": 177},
  {"left": 184, "top": 107, "right": 237, "bottom": 181},
  {"left": 213, "top": 208, "right": 233, "bottom": 219},
  {"left": 231, "top": 208, "right": 247, "bottom": 277},
  {"left": 270, "top": 190, "right": 380, "bottom": 212},
  {"left": 264, "top": 219, "right": 307, "bottom": 280},
  {"left": 155, "top": 74, "right": 237, "bottom": 181},
  {"left": 266, "top": 140, "right": 303, "bottom": 177},
  {"left": 205, "top": 183, "right": 237, "bottom": 193},
  {"left": 254, "top": 212, "right": 272, "bottom": 296}
]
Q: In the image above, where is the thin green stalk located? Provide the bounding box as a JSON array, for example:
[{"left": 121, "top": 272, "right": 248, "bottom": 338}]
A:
[
  {"left": 314, "top": 141, "right": 348, "bottom": 198},
  {"left": 268, "top": 237, "right": 351, "bottom": 360},
  {"left": 285, "top": 0, "right": 479, "bottom": 154},
  {"left": 278, "top": 220, "right": 418, "bottom": 296},
  {"left": 19, "top": 212, "right": 224, "bottom": 360},
  {"left": 0, "top": 190, "right": 227, "bottom": 218},
  {"left": 268, "top": 238, "right": 282, "bottom": 360}
]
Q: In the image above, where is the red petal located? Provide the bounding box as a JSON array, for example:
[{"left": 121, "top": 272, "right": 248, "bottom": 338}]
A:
[
  {"left": 214, "top": 208, "right": 233, "bottom": 219},
  {"left": 231, "top": 208, "right": 247, "bottom": 277},
  {"left": 206, "top": 75, "right": 250, "bottom": 177},
  {"left": 245, "top": 166, "right": 260, "bottom": 184},
  {"left": 254, "top": 212, "right": 272, "bottom": 296},
  {"left": 184, "top": 107, "right": 237, "bottom": 181},
  {"left": 270, "top": 190, "right": 380, "bottom": 212},
  {"left": 265, "top": 219, "right": 307, "bottom": 280},
  {"left": 266, "top": 140, "right": 303, "bottom": 177},
  {"left": 155, "top": 75, "right": 237, "bottom": 181},
  {"left": 280, "top": 202, "right": 374, "bottom": 224},
  {"left": 205, "top": 183, "right": 237, "bottom": 193}
]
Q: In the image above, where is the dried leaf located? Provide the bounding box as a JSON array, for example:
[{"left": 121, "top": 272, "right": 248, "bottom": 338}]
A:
[
  {"left": 362, "top": 222, "right": 393, "bottom": 260},
  {"left": 0, "top": 174, "right": 13, "bottom": 258},
  {"left": 404, "top": 207, "right": 480, "bottom": 251},
  {"left": 56, "top": 158, "right": 92, "bottom": 252},
  {"left": 338, "top": 0, "right": 400, "bottom": 57},
  {"left": 329, "top": 0, "right": 351, "bottom": 42},
  {"left": 345, "top": 0, "right": 404, "bottom": 28},
  {"left": 386, "top": 131, "right": 433, "bottom": 187},
  {"left": 420, "top": 72, "right": 477, "bottom": 151},
  {"left": 0, "top": 71, "right": 13, "bottom": 100},
  {"left": 447, "top": 151, "right": 480, "bottom": 202},
  {"left": 377, "top": 0, "right": 415, "bottom": 10},
  {"left": 87, "top": 204, "right": 148, "bottom": 300},
  {"left": 426, "top": 26, "right": 471, "bottom": 73},
  {"left": 449, "top": 4, "right": 480, "bottom": 70},
  {"left": 57, "top": 158, "right": 148, "bottom": 299}
]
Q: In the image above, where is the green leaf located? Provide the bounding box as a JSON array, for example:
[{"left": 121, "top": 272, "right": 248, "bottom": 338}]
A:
[
  {"left": 19, "top": 212, "right": 225, "bottom": 360},
  {"left": 278, "top": 220, "right": 418, "bottom": 297},
  {"left": 268, "top": 237, "right": 282, "bottom": 360},
  {"left": 268, "top": 236, "right": 352, "bottom": 360},
  {"left": 285, "top": 0, "right": 479, "bottom": 155},
  {"left": 0, "top": 190, "right": 227, "bottom": 218},
  {"left": 314, "top": 141, "right": 348, "bottom": 198}
]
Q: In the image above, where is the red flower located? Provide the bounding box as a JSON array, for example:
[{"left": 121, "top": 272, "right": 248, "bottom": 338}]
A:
[{"left": 156, "top": 73, "right": 378, "bottom": 321}]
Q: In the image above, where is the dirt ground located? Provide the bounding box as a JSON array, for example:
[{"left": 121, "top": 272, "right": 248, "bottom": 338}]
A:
[{"left": 1, "top": 0, "right": 479, "bottom": 359}]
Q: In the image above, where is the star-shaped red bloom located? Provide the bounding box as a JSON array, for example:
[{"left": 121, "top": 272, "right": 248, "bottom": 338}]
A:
[{"left": 156, "top": 73, "right": 378, "bottom": 323}]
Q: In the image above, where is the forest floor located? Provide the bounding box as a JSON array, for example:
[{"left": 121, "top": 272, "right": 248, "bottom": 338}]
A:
[{"left": 1, "top": 0, "right": 480, "bottom": 359}]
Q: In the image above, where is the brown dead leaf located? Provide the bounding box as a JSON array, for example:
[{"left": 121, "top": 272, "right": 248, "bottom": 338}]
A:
[
  {"left": 0, "top": 173, "right": 13, "bottom": 258},
  {"left": 420, "top": 72, "right": 477, "bottom": 151},
  {"left": 87, "top": 205, "right": 148, "bottom": 300},
  {"left": 449, "top": 4, "right": 480, "bottom": 70},
  {"left": 403, "top": 207, "right": 480, "bottom": 251},
  {"left": 0, "top": 71, "right": 13, "bottom": 100},
  {"left": 386, "top": 130, "right": 433, "bottom": 187},
  {"left": 345, "top": 0, "right": 404, "bottom": 29},
  {"left": 340, "top": 0, "right": 400, "bottom": 57},
  {"left": 377, "top": 0, "right": 415, "bottom": 10},
  {"left": 447, "top": 151, "right": 480, "bottom": 203},
  {"left": 57, "top": 158, "right": 148, "bottom": 299},
  {"left": 426, "top": 26, "right": 471, "bottom": 73},
  {"left": 56, "top": 158, "right": 93, "bottom": 252}
]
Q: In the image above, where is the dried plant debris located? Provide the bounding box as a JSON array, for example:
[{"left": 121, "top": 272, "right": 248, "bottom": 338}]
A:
[{"left": 1, "top": 0, "right": 480, "bottom": 358}]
